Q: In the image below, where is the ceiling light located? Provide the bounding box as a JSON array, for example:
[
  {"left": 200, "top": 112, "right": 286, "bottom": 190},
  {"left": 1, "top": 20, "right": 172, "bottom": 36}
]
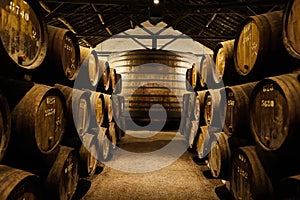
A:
[{"left": 154, "top": 0, "right": 159, "bottom": 4}]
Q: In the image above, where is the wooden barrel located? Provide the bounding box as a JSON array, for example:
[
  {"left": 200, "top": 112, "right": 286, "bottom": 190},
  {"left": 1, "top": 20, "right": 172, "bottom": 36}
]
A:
[
  {"left": 204, "top": 88, "right": 223, "bottom": 127},
  {"left": 283, "top": 0, "right": 300, "bottom": 59},
  {"left": 88, "top": 91, "right": 105, "bottom": 127},
  {"left": 94, "top": 127, "right": 112, "bottom": 162},
  {"left": 108, "top": 49, "right": 196, "bottom": 124},
  {"left": 0, "top": 0, "right": 48, "bottom": 77},
  {"left": 185, "top": 68, "right": 193, "bottom": 91},
  {"left": 230, "top": 146, "right": 274, "bottom": 200},
  {"left": 200, "top": 54, "right": 218, "bottom": 89},
  {"left": 78, "top": 133, "right": 98, "bottom": 177},
  {"left": 0, "top": 91, "right": 11, "bottom": 162},
  {"left": 223, "top": 81, "right": 258, "bottom": 138},
  {"left": 196, "top": 90, "right": 208, "bottom": 126},
  {"left": 79, "top": 46, "right": 91, "bottom": 66},
  {"left": 249, "top": 72, "right": 300, "bottom": 151},
  {"left": 0, "top": 165, "right": 42, "bottom": 199},
  {"left": 77, "top": 50, "right": 101, "bottom": 90},
  {"left": 9, "top": 84, "right": 65, "bottom": 158},
  {"left": 179, "top": 93, "right": 190, "bottom": 135},
  {"left": 108, "top": 122, "right": 117, "bottom": 148},
  {"left": 54, "top": 84, "right": 91, "bottom": 136},
  {"left": 102, "top": 94, "right": 113, "bottom": 128},
  {"left": 45, "top": 145, "right": 79, "bottom": 200},
  {"left": 114, "top": 73, "right": 122, "bottom": 94},
  {"left": 234, "top": 10, "right": 298, "bottom": 82},
  {"left": 188, "top": 120, "right": 199, "bottom": 149},
  {"left": 111, "top": 95, "right": 124, "bottom": 122},
  {"left": 196, "top": 126, "right": 220, "bottom": 159},
  {"left": 108, "top": 68, "right": 117, "bottom": 93},
  {"left": 97, "top": 60, "right": 110, "bottom": 92},
  {"left": 191, "top": 61, "right": 202, "bottom": 91},
  {"left": 208, "top": 132, "right": 231, "bottom": 180},
  {"left": 213, "top": 39, "right": 240, "bottom": 86},
  {"left": 32, "top": 25, "right": 80, "bottom": 86}
]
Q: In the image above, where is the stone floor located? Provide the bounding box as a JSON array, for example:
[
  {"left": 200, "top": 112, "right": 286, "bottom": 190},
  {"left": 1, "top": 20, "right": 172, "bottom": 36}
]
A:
[{"left": 73, "top": 131, "right": 234, "bottom": 200}]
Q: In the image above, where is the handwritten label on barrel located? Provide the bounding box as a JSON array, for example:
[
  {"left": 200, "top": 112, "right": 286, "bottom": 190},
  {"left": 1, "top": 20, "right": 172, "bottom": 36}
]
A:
[
  {"left": 262, "top": 84, "right": 274, "bottom": 93},
  {"left": 261, "top": 100, "right": 275, "bottom": 108}
]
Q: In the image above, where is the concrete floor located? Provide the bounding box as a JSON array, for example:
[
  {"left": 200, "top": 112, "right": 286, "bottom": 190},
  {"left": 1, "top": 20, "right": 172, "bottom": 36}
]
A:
[{"left": 74, "top": 131, "right": 234, "bottom": 200}]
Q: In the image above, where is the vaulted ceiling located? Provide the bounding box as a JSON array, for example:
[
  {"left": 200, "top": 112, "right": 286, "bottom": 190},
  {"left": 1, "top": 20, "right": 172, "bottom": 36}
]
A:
[{"left": 38, "top": 0, "right": 286, "bottom": 50}]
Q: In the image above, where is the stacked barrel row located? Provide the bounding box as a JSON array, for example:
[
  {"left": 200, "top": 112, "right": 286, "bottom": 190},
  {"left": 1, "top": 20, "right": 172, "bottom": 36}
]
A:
[
  {"left": 184, "top": 1, "right": 300, "bottom": 199},
  {"left": 108, "top": 49, "right": 197, "bottom": 130},
  {"left": 0, "top": 0, "right": 123, "bottom": 199}
]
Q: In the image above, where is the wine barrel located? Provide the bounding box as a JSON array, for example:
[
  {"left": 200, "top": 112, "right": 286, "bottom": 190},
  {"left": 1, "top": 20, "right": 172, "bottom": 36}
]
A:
[
  {"left": 234, "top": 10, "right": 298, "bottom": 82},
  {"left": 0, "top": 91, "right": 11, "bottom": 162},
  {"left": 191, "top": 61, "right": 202, "bottom": 91},
  {"left": 0, "top": 0, "right": 48, "bottom": 77},
  {"left": 213, "top": 39, "right": 240, "bottom": 86},
  {"left": 249, "top": 72, "right": 300, "bottom": 151},
  {"left": 108, "top": 49, "right": 196, "bottom": 125},
  {"left": 0, "top": 165, "right": 42, "bottom": 199},
  {"left": 188, "top": 120, "right": 200, "bottom": 149},
  {"left": 108, "top": 122, "right": 117, "bottom": 148},
  {"left": 197, "top": 126, "right": 220, "bottom": 159},
  {"left": 78, "top": 133, "right": 98, "bottom": 177},
  {"left": 88, "top": 91, "right": 105, "bottom": 127},
  {"left": 108, "top": 68, "right": 117, "bottom": 93},
  {"left": 114, "top": 73, "right": 122, "bottom": 94},
  {"left": 200, "top": 54, "right": 219, "bottom": 89},
  {"left": 102, "top": 94, "right": 113, "bottom": 128},
  {"left": 94, "top": 127, "right": 112, "bottom": 162},
  {"left": 204, "top": 88, "right": 224, "bottom": 128},
  {"left": 76, "top": 50, "right": 101, "bottom": 90},
  {"left": 283, "top": 0, "right": 300, "bottom": 59},
  {"left": 79, "top": 46, "right": 91, "bottom": 66},
  {"left": 111, "top": 95, "right": 124, "bottom": 122},
  {"left": 223, "top": 81, "right": 258, "bottom": 138},
  {"left": 208, "top": 132, "right": 231, "bottom": 180},
  {"left": 186, "top": 68, "right": 193, "bottom": 91},
  {"left": 39, "top": 25, "right": 80, "bottom": 84},
  {"left": 230, "top": 146, "right": 274, "bottom": 200},
  {"left": 45, "top": 145, "right": 79, "bottom": 200},
  {"left": 54, "top": 84, "right": 91, "bottom": 136},
  {"left": 97, "top": 60, "right": 110, "bottom": 92},
  {"left": 196, "top": 90, "right": 208, "bottom": 126},
  {"left": 8, "top": 84, "right": 65, "bottom": 159}
]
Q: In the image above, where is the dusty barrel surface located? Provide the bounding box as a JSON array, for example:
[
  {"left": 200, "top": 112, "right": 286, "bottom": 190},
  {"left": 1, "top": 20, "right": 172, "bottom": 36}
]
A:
[
  {"left": 223, "top": 81, "right": 258, "bottom": 138},
  {"left": 234, "top": 10, "right": 297, "bottom": 81},
  {"left": 0, "top": 165, "right": 42, "bottom": 200},
  {"left": 283, "top": 0, "right": 300, "bottom": 59},
  {"left": 45, "top": 145, "right": 79, "bottom": 200},
  {"left": 8, "top": 84, "right": 66, "bottom": 158},
  {"left": 0, "top": 91, "right": 11, "bottom": 162},
  {"left": 230, "top": 146, "right": 274, "bottom": 200},
  {"left": 249, "top": 72, "right": 300, "bottom": 151},
  {"left": 109, "top": 49, "right": 196, "bottom": 126},
  {"left": 54, "top": 84, "right": 91, "bottom": 136},
  {"left": 0, "top": 0, "right": 48, "bottom": 77},
  {"left": 213, "top": 39, "right": 240, "bottom": 86}
]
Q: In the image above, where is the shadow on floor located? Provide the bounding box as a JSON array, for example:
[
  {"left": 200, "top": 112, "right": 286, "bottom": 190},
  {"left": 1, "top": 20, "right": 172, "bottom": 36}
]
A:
[{"left": 215, "top": 184, "right": 235, "bottom": 200}]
